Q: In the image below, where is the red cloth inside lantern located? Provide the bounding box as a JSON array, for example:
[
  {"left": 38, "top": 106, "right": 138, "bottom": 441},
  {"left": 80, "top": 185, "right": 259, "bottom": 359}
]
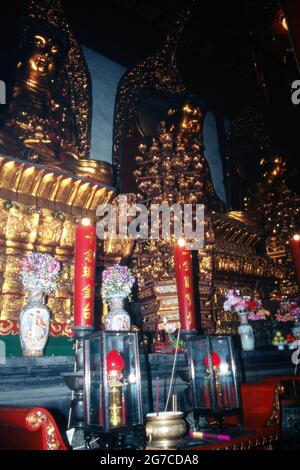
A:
[
  {"left": 204, "top": 352, "right": 221, "bottom": 368},
  {"left": 106, "top": 350, "right": 125, "bottom": 372}
]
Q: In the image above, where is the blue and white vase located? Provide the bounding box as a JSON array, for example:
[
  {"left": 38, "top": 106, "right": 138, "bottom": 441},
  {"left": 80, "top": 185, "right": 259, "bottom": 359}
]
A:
[
  {"left": 238, "top": 313, "right": 255, "bottom": 351},
  {"left": 19, "top": 290, "right": 50, "bottom": 357}
]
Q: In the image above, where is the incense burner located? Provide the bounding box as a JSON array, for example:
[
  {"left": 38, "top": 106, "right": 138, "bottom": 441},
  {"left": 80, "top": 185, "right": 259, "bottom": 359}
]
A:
[{"left": 145, "top": 411, "right": 187, "bottom": 448}]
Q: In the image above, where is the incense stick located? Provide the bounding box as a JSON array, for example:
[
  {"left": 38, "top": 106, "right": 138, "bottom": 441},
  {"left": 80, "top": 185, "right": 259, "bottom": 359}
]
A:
[
  {"left": 155, "top": 376, "right": 159, "bottom": 416},
  {"left": 172, "top": 394, "right": 177, "bottom": 412},
  {"left": 164, "top": 329, "right": 181, "bottom": 412}
]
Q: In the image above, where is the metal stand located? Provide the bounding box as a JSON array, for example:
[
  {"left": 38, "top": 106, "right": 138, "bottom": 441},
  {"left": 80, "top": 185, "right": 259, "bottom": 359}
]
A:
[
  {"left": 84, "top": 425, "right": 146, "bottom": 450},
  {"left": 63, "top": 325, "right": 94, "bottom": 448}
]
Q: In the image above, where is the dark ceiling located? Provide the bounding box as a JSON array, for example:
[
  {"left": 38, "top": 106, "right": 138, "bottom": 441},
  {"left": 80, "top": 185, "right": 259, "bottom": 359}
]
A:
[
  {"left": 0, "top": 0, "right": 275, "bottom": 117},
  {"left": 0, "top": 0, "right": 299, "bottom": 184},
  {"left": 64, "top": 0, "right": 260, "bottom": 116}
]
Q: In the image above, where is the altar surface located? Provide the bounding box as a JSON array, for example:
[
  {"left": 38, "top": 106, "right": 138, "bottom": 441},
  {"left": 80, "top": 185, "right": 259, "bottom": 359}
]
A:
[{"left": 0, "top": 347, "right": 297, "bottom": 418}]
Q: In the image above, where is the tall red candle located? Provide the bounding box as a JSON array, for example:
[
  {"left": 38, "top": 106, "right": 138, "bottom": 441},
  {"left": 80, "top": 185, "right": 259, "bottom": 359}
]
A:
[
  {"left": 74, "top": 218, "right": 96, "bottom": 327},
  {"left": 174, "top": 239, "right": 197, "bottom": 331},
  {"left": 290, "top": 234, "right": 300, "bottom": 290}
]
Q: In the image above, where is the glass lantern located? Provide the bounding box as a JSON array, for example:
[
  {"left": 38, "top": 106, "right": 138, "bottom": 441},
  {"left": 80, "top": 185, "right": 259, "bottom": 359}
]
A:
[
  {"left": 83, "top": 331, "right": 144, "bottom": 449},
  {"left": 187, "top": 335, "right": 242, "bottom": 428}
]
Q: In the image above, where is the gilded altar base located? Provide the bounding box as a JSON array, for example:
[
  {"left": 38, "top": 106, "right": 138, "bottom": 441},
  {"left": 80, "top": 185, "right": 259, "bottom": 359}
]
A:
[{"left": 0, "top": 155, "right": 115, "bottom": 335}]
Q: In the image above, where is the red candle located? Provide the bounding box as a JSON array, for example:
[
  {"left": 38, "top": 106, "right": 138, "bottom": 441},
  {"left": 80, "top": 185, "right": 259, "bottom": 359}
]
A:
[
  {"left": 174, "top": 239, "right": 197, "bottom": 331},
  {"left": 74, "top": 218, "right": 96, "bottom": 327},
  {"left": 290, "top": 234, "right": 300, "bottom": 289}
]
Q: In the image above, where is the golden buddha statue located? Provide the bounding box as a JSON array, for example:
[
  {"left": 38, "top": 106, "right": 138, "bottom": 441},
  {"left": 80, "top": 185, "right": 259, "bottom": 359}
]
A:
[{"left": 0, "top": 0, "right": 91, "bottom": 164}]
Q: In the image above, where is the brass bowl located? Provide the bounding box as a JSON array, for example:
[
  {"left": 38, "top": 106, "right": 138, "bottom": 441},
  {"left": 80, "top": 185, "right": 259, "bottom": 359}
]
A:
[{"left": 145, "top": 411, "right": 187, "bottom": 448}]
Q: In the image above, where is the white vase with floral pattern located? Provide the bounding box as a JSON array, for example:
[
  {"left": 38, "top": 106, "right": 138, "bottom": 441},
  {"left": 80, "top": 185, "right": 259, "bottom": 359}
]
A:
[
  {"left": 19, "top": 290, "right": 50, "bottom": 357},
  {"left": 104, "top": 296, "right": 131, "bottom": 331}
]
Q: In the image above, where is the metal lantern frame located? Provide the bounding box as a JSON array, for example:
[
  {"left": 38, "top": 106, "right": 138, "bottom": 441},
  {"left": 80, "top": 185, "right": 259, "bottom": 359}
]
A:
[
  {"left": 186, "top": 334, "right": 243, "bottom": 429},
  {"left": 83, "top": 331, "right": 145, "bottom": 449}
]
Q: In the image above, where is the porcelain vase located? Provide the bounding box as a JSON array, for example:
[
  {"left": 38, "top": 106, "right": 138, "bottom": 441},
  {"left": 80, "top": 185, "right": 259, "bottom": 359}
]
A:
[
  {"left": 19, "top": 290, "right": 50, "bottom": 357},
  {"left": 104, "top": 296, "right": 131, "bottom": 331},
  {"left": 292, "top": 321, "right": 300, "bottom": 340},
  {"left": 238, "top": 313, "right": 255, "bottom": 351}
]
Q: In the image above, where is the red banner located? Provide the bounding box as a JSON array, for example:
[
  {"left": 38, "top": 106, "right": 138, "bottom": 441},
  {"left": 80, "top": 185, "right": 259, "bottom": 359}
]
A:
[
  {"left": 174, "top": 240, "right": 197, "bottom": 331},
  {"left": 74, "top": 220, "right": 96, "bottom": 327}
]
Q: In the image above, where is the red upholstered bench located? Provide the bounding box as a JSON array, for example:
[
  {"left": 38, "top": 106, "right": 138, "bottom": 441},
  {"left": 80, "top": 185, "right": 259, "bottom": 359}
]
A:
[
  {"left": 259, "top": 375, "right": 300, "bottom": 390},
  {"left": 241, "top": 382, "right": 283, "bottom": 431},
  {"left": 196, "top": 382, "right": 283, "bottom": 450},
  {"left": 0, "top": 407, "right": 68, "bottom": 450}
]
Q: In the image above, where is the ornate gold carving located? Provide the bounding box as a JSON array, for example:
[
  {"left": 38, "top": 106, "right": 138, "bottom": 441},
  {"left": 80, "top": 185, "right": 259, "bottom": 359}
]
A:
[
  {"left": 266, "top": 383, "right": 284, "bottom": 427},
  {"left": 0, "top": 197, "right": 75, "bottom": 323},
  {"left": 212, "top": 433, "right": 279, "bottom": 450},
  {"left": 26, "top": 409, "right": 65, "bottom": 450},
  {"left": 131, "top": 104, "right": 221, "bottom": 332},
  {"left": 0, "top": 155, "right": 115, "bottom": 216}
]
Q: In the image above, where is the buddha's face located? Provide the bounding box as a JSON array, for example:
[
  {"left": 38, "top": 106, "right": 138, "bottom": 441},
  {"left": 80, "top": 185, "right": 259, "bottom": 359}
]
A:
[{"left": 23, "top": 34, "right": 60, "bottom": 78}]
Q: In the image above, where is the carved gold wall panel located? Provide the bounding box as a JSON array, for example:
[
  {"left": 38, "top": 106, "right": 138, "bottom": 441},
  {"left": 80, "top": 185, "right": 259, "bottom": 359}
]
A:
[{"left": 0, "top": 199, "right": 75, "bottom": 323}]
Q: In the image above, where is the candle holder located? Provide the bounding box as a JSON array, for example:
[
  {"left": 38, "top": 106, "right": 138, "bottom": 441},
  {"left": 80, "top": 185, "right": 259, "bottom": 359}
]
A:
[
  {"left": 63, "top": 217, "right": 97, "bottom": 448},
  {"left": 63, "top": 325, "right": 94, "bottom": 447},
  {"left": 186, "top": 334, "right": 242, "bottom": 430},
  {"left": 83, "top": 331, "right": 145, "bottom": 450}
]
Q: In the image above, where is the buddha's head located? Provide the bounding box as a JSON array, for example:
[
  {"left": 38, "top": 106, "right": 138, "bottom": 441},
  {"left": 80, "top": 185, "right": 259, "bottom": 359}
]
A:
[
  {"left": 28, "top": 34, "right": 59, "bottom": 77},
  {"left": 18, "top": 30, "right": 63, "bottom": 87}
]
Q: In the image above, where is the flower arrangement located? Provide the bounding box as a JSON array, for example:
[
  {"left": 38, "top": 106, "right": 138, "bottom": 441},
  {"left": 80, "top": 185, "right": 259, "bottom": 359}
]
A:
[
  {"left": 162, "top": 319, "right": 186, "bottom": 352},
  {"left": 275, "top": 313, "right": 294, "bottom": 322},
  {"left": 223, "top": 289, "right": 270, "bottom": 320},
  {"left": 290, "top": 302, "right": 300, "bottom": 321},
  {"left": 19, "top": 252, "right": 61, "bottom": 293},
  {"left": 247, "top": 308, "right": 270, "bottom": 321},
  {"left": 223, "top": 289, "right": 248, "bottom": 314},
  {"left": 275, "top": 300, "right": 300, "bottom": 322},
  {"left": 101, "top": 264, "right": 135, "bottom": 303}
]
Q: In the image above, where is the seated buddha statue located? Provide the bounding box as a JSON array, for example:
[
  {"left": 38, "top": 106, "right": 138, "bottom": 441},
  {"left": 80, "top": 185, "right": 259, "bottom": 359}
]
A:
[{"left": 0, "top": 0, "right": 91, "bottom": 165}]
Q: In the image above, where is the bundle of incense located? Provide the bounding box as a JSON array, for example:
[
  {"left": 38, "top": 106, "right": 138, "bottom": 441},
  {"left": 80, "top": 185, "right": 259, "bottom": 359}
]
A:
[
  {"left": 155, "top": 377, "right": 159, "bottom": 416},
  {"left": 189, "top": 431, "right": 231, "bottom": 441},
  {"left": 172, "top": 394, "right": 177, "bottom": 412}
]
